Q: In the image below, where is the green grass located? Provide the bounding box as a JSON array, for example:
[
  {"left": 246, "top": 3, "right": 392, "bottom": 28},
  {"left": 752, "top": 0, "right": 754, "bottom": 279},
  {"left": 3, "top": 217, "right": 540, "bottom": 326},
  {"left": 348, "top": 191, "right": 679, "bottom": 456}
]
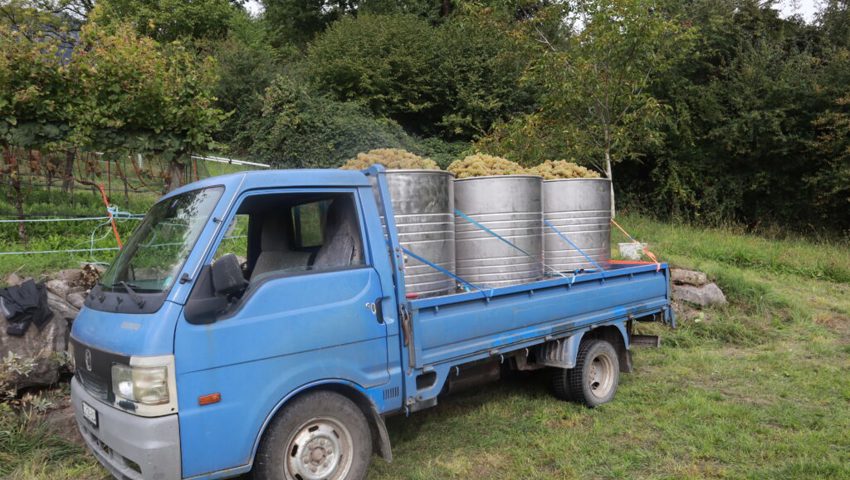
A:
[
  {"left": 0, "top": 161, "right": 261, "bottom": 279},
  {"left": 369, "top": 215, "right": 850, "bottom": 479},
  {"left": 2, "top": 214, "right": 849, "bottom": 479}
]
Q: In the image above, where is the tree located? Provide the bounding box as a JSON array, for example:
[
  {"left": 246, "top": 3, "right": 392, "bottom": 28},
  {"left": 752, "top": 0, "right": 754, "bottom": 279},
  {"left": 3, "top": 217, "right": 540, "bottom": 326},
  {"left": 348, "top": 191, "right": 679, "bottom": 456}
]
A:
[
  {"left": 262, "top": 0, "right": 358, "bottom": 46},
  {"left": 0, "top": 21, "right": 79, "bottom": 241},
  {"left": 818, "top": 0, "right": 850, "bottom": 49},
  {"left": 70, "top": 20, "right": 225, "bottom": 191},
  {"left": 517, "top": 0, "right": 694, "bottom": 216},
  {"left": 92, "top": 0, "right": 238, "bottom": 42},
  {"left": 209, "top": 9, "right": 289, "bottom": 151},
  {"left": 639, "top": 0, "right": 825, "bottom": 226},
  {"left": 810, "top": 93, "right": 850, "bottom": 230}
]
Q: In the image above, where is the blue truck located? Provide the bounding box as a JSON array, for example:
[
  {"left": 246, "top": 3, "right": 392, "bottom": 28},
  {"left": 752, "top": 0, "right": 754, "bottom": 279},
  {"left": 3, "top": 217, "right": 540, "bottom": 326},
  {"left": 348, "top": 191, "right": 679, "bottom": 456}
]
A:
[{"left": 69, "top": 166, "right": 673, "bottom": 480}]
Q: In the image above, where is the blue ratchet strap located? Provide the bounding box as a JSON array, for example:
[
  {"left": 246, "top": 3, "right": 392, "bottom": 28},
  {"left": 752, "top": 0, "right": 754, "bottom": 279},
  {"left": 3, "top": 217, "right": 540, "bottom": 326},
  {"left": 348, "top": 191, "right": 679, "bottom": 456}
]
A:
[
  {"left": 455, "top": 209, "right": 566, "bottom": 278},
  {"left": 401, "top": 246, "right": 492, "bottom": 298},
  {"left": 544, "top": 220, "right": 606, "bottom": 277}
]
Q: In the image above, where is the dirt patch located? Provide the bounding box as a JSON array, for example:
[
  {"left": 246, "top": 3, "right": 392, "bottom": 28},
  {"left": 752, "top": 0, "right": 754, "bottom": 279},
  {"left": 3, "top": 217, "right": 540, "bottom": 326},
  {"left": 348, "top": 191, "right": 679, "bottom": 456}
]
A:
[
  {"left": 545, "top": 414, "right": 591, "bottom": 430},
  {"left": 814, "top": 313, "right": 850, "bottom": 341},
  {"left": 42, "top": 397, "right": 83, "bottom": 447},
  {"left": 672, "top": 299, "right": 711, "bottom": 323}
]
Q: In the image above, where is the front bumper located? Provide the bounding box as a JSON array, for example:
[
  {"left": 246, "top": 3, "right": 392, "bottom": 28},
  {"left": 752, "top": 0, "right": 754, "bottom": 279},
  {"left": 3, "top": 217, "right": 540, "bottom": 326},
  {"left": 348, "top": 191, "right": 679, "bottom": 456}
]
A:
[{"left": 71, "top": 376, "right": 182, "bottom": 480}]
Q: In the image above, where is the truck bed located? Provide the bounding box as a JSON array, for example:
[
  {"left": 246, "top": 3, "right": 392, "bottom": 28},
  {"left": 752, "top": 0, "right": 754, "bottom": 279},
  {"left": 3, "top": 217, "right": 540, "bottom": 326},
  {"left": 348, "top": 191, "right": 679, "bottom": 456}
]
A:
[{"left": 407, "top": 262, "right": 671, "bottom": 370}]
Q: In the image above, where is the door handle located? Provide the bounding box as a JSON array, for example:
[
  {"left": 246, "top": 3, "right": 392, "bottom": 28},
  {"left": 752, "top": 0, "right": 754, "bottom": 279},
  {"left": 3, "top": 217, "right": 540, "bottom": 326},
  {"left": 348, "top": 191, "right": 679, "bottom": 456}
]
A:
[{"left": 373, "top": 298, "right": 385, "bottom": 324}]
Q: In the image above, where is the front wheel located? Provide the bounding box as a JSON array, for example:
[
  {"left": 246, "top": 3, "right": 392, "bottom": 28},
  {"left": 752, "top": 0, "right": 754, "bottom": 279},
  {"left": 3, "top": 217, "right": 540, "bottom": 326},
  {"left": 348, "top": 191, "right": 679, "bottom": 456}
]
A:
[
  {"left": 254, "top": 391, "right": 372, "bottom": 480},
  {"left": 551, "top": 339, "right": 620, "bottom": 407}
]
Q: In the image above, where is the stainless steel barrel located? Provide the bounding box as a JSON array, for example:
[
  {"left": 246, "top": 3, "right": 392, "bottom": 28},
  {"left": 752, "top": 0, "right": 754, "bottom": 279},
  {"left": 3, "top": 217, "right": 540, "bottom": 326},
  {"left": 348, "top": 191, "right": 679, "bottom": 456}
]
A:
[
  {"left": 543, "top": 178, "right": 611, "bottom": 272},
  {"left": 380, "top": 170, "right": 455, "bottom": 296},
  {"left": 454, "top": 176, "right": 543, "bottom": 288}
]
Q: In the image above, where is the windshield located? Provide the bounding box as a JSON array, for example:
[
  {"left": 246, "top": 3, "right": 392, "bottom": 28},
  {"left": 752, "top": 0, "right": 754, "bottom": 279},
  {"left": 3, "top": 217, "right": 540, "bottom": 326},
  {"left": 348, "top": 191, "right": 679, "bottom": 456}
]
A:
[{"left": 100, "top": 186, "right": 224, "bottom": 292}]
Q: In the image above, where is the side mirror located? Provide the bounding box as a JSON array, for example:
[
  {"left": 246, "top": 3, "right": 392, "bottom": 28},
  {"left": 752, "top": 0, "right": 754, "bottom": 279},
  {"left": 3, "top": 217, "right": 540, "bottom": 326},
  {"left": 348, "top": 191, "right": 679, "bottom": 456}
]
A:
[
  {"left": 211, "top": 253, "right": 248, "bottom": 296},
  {"left": 184, "top": 295, "right": 227, "bottom": 325},
  {"left": 184, "top": 254, "right": 248, "bottom": 325}
]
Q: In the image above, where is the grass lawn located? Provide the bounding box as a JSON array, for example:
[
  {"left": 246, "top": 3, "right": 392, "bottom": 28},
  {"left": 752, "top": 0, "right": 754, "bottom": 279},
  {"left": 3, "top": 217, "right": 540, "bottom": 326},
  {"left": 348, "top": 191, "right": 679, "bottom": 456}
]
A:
[{"left": 2, "top": 215, "right": 849, "bottom": 479}]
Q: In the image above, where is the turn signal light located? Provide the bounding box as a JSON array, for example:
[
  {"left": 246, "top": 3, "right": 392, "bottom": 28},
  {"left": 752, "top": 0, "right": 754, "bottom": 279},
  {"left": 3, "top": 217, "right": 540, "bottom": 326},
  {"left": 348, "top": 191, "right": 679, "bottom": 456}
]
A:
[{"left": 198, "top": 393, "right": 221, "bottom": 406}]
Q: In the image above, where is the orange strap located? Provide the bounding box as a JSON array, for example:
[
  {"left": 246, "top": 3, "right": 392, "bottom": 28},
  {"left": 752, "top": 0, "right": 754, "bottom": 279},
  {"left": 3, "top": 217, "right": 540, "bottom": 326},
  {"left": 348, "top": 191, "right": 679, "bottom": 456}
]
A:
[
  {"left": 96, "top": 183, "right": 123, "bottom": 249},
  {"left": 610, "top": 219, "right": 660, "bottom": 271}
]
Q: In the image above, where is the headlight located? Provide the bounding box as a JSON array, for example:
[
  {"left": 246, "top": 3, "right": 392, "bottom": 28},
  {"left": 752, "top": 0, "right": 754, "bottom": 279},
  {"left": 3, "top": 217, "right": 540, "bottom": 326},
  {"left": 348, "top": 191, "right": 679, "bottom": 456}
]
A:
[
  {"left": 112, "top": 364, "right": 170, "bottom": 405},
  {"left": 108, "top": 355, "right": 177, "bottom": 416}
]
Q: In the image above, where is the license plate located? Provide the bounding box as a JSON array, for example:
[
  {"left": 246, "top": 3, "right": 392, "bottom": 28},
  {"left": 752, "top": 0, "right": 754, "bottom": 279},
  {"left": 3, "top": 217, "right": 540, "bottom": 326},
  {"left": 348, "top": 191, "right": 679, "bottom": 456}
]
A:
[{"left": 82, "top": 401, "right": 98, "bottom": 428}]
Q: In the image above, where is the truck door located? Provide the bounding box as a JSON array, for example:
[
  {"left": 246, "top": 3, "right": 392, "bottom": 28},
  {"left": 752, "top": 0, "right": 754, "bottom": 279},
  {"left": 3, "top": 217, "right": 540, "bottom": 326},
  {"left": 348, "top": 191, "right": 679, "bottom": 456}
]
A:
[{"left": 174, "top": 188, "right": 389, "bottom": 478}]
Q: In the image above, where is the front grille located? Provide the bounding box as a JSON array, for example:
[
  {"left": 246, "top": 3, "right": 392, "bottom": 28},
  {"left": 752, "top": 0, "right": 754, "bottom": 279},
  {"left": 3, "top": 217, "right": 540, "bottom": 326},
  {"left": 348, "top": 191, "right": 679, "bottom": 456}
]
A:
[
  {"left": 77, "top": 369, "right": 110, "bottom": 401},
  {"left": 70, "top": 337, "right": 130, "bottom": 404}
]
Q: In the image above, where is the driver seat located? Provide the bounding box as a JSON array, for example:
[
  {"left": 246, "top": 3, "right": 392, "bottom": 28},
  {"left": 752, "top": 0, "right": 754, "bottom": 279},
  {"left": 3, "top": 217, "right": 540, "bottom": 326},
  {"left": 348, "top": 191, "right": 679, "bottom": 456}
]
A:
[
  {"left": 312, "top": 197, "right": 362, "bottom": 269},
  {"left": 250, "top": 215, "right": 310, "bottom": 281}
]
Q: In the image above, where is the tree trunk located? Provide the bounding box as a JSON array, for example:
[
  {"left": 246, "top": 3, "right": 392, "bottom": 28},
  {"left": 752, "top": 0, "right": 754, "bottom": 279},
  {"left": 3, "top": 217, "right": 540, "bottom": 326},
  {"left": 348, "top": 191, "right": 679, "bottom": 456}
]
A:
[
  {"left": 124, "top": 155, "right": 130, "bottom": 206},
  {"left": 3, "top": 144, "right": 28, "bottom": 245},
  {"left": 165, "top": 159, "right": 185, "bottom": 193},
  {"left": 605, "top": 150, "right": 615, "bottom": 219},
  {"left": 62, "top": 149, "right": 75, "bottom": 192}
]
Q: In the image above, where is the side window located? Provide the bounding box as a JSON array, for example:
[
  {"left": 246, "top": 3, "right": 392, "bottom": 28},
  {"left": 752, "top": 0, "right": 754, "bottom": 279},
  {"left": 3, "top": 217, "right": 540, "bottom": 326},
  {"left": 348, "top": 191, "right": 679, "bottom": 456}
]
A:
[
  {"left": 214, "top": 214, "right": 248, "bottom": 261},
  {"left": 292, "top": 200, "right": 329, "bottom": 249},
  {"left": 212, "top": 192, "right": 366, "bottom": 288}
]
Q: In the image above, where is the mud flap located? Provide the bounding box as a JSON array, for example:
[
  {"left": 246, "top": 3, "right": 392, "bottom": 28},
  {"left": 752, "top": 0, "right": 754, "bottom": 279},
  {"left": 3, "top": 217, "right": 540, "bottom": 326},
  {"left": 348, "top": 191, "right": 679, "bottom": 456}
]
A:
[{"left": 369, "top": 404, "right": 393, "bottom": 463}]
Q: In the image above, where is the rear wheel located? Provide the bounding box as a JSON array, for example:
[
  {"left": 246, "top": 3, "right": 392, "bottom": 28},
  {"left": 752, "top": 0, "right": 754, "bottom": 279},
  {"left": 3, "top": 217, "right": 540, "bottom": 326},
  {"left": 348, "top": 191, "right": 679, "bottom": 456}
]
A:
[
  {"left": 568, "top": 339, "right": 619, "bottom": 407},
  {"left": 550, "top": 339, "right": 620, "bottom": 407},
  {"left": 254, "top": 391, "right": 372, "bottom": 480},
  {"left": 551, "top": 366, "right": 574, "bottom": 401}
]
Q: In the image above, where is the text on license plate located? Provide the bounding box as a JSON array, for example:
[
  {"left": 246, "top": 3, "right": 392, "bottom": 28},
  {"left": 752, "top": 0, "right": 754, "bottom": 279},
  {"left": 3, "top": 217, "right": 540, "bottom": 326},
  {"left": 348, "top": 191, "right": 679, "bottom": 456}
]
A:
[{"left": 82, "top": 401, "right": 98, "bottom": 427}]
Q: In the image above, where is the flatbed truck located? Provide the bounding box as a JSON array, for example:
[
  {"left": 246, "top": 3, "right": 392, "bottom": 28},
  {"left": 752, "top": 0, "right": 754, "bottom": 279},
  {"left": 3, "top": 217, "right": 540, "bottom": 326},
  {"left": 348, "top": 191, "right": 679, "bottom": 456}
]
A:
[{"left": 70, "top": 166, "right": 673, "bottom": 480}]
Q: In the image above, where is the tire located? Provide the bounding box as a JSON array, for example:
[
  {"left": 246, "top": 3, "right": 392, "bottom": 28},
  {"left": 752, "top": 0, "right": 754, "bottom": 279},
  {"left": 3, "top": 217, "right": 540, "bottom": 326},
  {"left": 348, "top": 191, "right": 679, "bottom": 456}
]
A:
[
  {"left": 254, "top": 391, "right": 373, "bottom": 480},
  {"left": 566, "top": 339, "right": 620, "bottom": 407},
  {"left": 550, "top": 367, "right": 574, "bottom": 401}
]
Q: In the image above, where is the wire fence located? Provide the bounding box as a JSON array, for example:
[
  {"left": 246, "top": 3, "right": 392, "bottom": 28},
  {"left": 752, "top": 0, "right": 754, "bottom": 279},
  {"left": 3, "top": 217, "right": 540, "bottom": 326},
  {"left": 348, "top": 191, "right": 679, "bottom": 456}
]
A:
[
  {"left": 0, "top": 148, "right": 251, "bottom": 207},
  {"left": 0, "top": 147, "right": 264, "bottom": 272}
]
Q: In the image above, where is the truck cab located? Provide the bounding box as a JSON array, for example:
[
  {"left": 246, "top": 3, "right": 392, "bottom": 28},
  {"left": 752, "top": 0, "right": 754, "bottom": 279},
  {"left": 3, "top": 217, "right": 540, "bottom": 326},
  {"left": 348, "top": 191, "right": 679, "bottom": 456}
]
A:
[
  {"left": 70, "top": 166, "right": 672, "bottom": 480},
  {"left": 71, "top": 169, "right": 404, "bottom": 479}
]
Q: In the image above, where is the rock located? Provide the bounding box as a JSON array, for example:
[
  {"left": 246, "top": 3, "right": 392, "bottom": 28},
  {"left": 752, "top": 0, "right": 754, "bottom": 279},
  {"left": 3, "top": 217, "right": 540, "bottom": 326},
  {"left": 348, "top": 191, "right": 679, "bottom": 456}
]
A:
[
  {"left": 67, "top": 292, "right": 86, "bottom": 310},
  {"left": 47, "top": 290, "right": 80, "bottom": 323},
  {"left": 45, "top": 279, "right": 71, "bottom": 298},
  {"left": 66, "top": 286, "right": 87, "bottom": 295},
  {"left": 51, "top": 269, "right": 82, "bottom": 286},
  {"left": 0, "top": 313, "right": 71, "bottom": 390},
  {"left": 672, "top": 282, "right": 727, "bottom": 307},
  {"left": 4, "top": 272, "right": 23, "bottom": 287},
  {"left": 670, "top": 268, "right": 708, "bottom": 287},
  {"left": 0, "top": 288, "right": 80, "bottom": 391}
]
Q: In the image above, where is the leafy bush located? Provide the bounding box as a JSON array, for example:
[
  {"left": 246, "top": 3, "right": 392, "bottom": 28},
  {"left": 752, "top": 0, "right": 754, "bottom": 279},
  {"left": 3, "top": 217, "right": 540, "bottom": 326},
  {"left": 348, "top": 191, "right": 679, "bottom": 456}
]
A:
[
  {"left": 306, "top": 12, "right": 535, "bottom": 139},
  {"left": 476, "top": 113, "right": 573, "bottom": 166},
  {"left": 307, "top": 14, "right": 439, "bottom": 129},
  {"left": 247, "top": 76, "right": 418, "bottom": 168}
]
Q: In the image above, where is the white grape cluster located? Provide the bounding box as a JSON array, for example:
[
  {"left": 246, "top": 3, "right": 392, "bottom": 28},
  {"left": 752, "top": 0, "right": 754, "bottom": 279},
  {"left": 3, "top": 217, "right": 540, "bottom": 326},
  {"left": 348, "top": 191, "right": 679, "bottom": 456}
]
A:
[
  {"left": 447, "top": 154, "right": 526, "bottom": 178},
  {"left": 341, "top": 148, "right": 439, "bottom": 170},
  {"left": 528, "top": 160, "right": 601, "bottom": 180}
]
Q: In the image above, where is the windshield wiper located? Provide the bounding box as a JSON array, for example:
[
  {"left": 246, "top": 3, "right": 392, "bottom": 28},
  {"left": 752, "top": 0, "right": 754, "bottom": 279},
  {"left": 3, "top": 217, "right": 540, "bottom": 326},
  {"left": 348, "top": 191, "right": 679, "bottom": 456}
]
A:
[{"left": 118, "top": 281, "right": 146, "bottom": 309}]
